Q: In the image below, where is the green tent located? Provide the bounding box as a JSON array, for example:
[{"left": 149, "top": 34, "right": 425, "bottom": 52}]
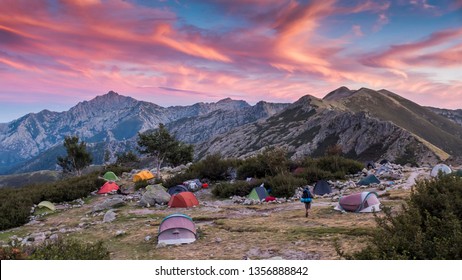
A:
[
  {"left": 103, "top": 171, "right": 119, "bottom": 181},
  {"left": 454, "top": 170, "right": 462, "bottom": 177},
  {"left": 37, "top": 201, "right": 56, "bottom": 211},
  {"left": 358, "top": 174, "right": 380, "bottom": 186},
  {"left": 248, "top": 185, "right": 269, "bottom": 201}
]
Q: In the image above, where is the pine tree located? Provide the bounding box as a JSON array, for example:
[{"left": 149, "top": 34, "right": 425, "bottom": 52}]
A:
[{"left": 57, "top": 136, "right": 92, "bottom": 176}]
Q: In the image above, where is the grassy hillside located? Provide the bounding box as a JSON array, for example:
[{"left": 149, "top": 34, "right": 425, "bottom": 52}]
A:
[{"left": 341, "top": 88, "right": 462, "bottom": 157}]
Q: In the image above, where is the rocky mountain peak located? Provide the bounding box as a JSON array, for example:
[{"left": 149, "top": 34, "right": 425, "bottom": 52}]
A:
[{"left": 323, "top": 86, "right": 353, "bottom": 101}]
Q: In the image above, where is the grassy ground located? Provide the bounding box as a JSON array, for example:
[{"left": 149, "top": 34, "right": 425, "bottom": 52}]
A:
[{"left": 0, "top": 185, "right": 410, "bottom": 259}]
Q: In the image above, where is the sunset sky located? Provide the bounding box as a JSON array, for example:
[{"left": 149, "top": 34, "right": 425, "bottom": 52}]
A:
[{"left": 0, "top": 0, "right": 461, "bottom": 122}]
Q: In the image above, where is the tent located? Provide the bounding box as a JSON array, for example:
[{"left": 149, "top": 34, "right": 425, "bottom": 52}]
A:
[
  {"left": 97, "top": 181, "right": 119, "bottom": 194},
  {"left": 133, "top": 170, "right": 155, "bottom": 182},
  {"left": 168, "top": 192, "right": 199, "bottom": 208},
  {"left": 335, "top": 192, "right": 381, "bottom": 213},
  {"left": 365, "top": 161, "right": 376, "bottom": 169},
  {"left": 313, "top": 180, "right": 332, "bottom": 195},
  {"left": 158, "top": 214, "right": 196, "bottom": 245},
  {"left": 37, "top": 201, "right": 56, "bottom": 211},
  {"left": 454, "top": 170, "right": 462, "bottom": 177},
  {"left": 183, "top": 179, "right": 202, "bottom": 192},
  {"left": 103, "top": 171, "right": 119, "bottom": 181},
  {"left": 358, "top": 174, "right": 380, "bottom": 186},
  {"left": 248, "top": 184, "right": 269, "bottom": 201},
  {"left": 430, "top": 164, "right": 452, "bottom": 177},
  {"left": 168, "top": 185, "right": 189, "bottom": 195},
  {"left": 379, "top": 159, "right": 389, "bottom": 165}
]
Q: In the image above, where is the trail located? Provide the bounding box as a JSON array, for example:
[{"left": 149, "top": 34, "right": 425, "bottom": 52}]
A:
[{"left": 403, "top": 171, "right": 420, "bottom": 189}]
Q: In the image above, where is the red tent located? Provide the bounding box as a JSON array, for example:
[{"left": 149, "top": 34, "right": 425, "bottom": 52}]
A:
[
  {"left": 168, "top": 192, "right": 199, "bottom": 208},
  {"left": 97, "top": 182, "right": 119, "bottom": 194}
]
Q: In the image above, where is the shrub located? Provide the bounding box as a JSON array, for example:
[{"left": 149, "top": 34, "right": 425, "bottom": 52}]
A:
[
  {"left": 0, "top": 173, "right": 104, "bottom": 231},
  {"left": 339, "top": 175, "right": 462, "bottom": 259},
  {"left": 189, "top": 153, "right": 236, "bottom": 181},
  {"left": 0, "top": 247, "right": 27, "bottom": 260},
  {"left": 237, "top": 147, "right": 289, "bottom": 179},
  {"left": 30, "top": 238, "right": 110, "bottom": 260},
  {"left": 264, "top": 173, "right": 307, "bottom": 198},
  {"left": 212, "top": 179, "right": 264, "bottom": 198},
  {"left": 295, "top": 156, "right": 363, "bottom": 184}
]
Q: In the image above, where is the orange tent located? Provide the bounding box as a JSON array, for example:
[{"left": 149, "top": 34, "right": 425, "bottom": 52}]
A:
[
  {"left": 97, "top": 182, "right": 119, "bottom": 194},
  {"left": 168, "top": 192, "right": 199, "bottom": 208},
  {"left": 133, "top": 170, "right": 155, "bottom": 182}
]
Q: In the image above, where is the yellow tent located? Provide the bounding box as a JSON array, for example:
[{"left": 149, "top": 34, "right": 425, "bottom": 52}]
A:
[
  {"left": 37, "top": 201, "right": 56, "bottom": 211},
  {"left": 133, "top": 170, "right": 155, "bottom": 182}
]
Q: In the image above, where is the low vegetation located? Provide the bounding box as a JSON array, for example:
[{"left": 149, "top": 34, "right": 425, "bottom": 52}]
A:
[
  {"left": 0, "top": 239, "right": 109, "bottom": 260},
  {"left": 339, "top": 174, "right": 462, "bottom": 259},
  {"left": 0, "top": 173, "right": 104, "bottom": 230}
]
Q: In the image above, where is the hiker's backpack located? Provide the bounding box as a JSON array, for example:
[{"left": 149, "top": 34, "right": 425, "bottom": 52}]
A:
[{"left": 301, "top": 188, "right": 313, "bottom": 203}]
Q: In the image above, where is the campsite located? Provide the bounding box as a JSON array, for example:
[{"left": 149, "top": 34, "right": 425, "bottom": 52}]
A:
[{"left": 1, "top": 159, "right": 452, "bottom": 260}]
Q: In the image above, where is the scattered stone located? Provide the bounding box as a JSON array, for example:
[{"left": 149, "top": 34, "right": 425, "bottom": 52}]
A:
[
  {"left": 49, "top": 234, "right": 59, "bottom": 241},
  {"left": 156, "top": 242, "right": 167, "bottom": 248},
  {"left": 103, "top": 210, "right": 117, "bottom": 223},
  {"left": 215, "top": 237, "right": 222, "bottom": 243},
  {"left": 144, "top": 235, "right": 152, "bottom": 242},
  {"left": 92, "top": 197, "right": 125, "bottom": 212},
  {"left": 115, "top": 230, "right": 126, "bottom": 236}
]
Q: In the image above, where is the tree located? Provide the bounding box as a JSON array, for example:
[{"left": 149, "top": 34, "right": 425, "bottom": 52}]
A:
[
  {"left": 137, "top": 124, "right": 193, "bottom": 176},
  {"left": 115, "top": 151, "right": 140, "bottom": 167},
  {"left": 57, "top": 136, "right": 92, "bottom": 176}
]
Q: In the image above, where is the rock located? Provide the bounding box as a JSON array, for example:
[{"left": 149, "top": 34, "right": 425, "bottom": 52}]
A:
[
  {"left": 103, "top": 210, "right": 117, "bottom": 223},
  {"left": 156, "top": 242, "right": 167, "bottom": 248},
  {"left": 294, "top": 241, "right": 306, "bottom": 246},
  {"left": 115, "top": 230, "right": 126, "bottom": 236},
  {"left": 215, "top": 238, "right": 222, "bottom": 243},
  {"left": 243, "top": 199, "right": 252, "bottom": 205},
  {"left": 139, "top": 185, "right": 171, "bottom": 207},
  {"left": 30, "top": 232, "right": 46, "bottom": 244},
  {"left": 144, "top": 235, "right": 152, "bottom": 242},
  {"left": 49, "top": 234, "right": 59, "bottom": 241},
  {"left": 92, "top": 197, "right": 125, "bottom": 212},
  {"left": 268, "top": 256, "right": 284, "bottom": 260}
]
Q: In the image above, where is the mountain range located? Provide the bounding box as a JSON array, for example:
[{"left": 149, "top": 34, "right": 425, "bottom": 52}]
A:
[{"left": 1, "top": 88, "right": 461, "bottom": 175}]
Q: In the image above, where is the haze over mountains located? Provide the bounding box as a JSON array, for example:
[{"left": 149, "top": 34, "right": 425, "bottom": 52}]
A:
[{"left": 1, "top": 88, "right": 462, "bottom": 175}]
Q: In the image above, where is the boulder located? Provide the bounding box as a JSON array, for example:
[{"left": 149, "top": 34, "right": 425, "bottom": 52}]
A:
[
  {"left": 139, "top": 185, "right": 171, "bottom": 207},
  {"left": 103, "top": 210, "right": 117, "bottom": 223},
  {"left": 92, "top": 197, "right": 125, "bottom": 212}
]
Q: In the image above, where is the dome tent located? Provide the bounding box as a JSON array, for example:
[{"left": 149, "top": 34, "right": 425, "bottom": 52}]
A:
[
  {"left": 158, "top": 214, "right": 197, "bottom": 245},
  {"left": 430, "top": 164, "right": 452, "bottom": 177},
  {"left": 335, "top": 192, "right": 381, "bottom": 213},
  {"left": 97, "top": 181, "right": 119, "bottom": 194}
]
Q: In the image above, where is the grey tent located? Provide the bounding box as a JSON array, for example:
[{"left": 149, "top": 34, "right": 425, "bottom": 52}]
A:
[
  {"left": 313, "top": 180, "right": 332, "bottom": 195},
  {"left": 158, "top": 214, "right": 196, "bottom": 245},
  {"left": 365, "top": 161, "right": 376, "bottom": 170},
  {"left": 358, "top": 174, "right": 380, "bottom": 186},
  {"left": 379, "top": 159, "right": 389, "bottom": 165},
  {"left": 168, "top": 185, "right": 189, "bottom": 195}
]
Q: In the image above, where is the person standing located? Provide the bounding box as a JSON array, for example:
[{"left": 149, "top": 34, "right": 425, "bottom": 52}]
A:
[{"left": 301, "top": 187, "right": 313, "bottom": 217}]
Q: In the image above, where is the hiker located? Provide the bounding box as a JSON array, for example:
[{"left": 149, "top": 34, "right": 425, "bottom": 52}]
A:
[{"left": 301, "top": 187, "right": 313, "bottom": 217}]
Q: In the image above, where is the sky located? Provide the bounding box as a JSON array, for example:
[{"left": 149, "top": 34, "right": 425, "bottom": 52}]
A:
[{"left": 0, "top": 0, "right": 461, "bottom": 122}]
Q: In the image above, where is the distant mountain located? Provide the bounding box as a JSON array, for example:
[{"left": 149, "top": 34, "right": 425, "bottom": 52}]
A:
[
  {"left": 0, "top": 91, "right": 288, "bottom": 174},
  {"left": 196, "top": 87, "right": 462, "bottom": 164},
  {"left": 426, "top": 107, "right": 462, "bottom": 127}
]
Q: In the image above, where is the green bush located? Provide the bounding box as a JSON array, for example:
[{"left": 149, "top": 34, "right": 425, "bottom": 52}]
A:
[
  {"left": 163, "top": 170, "right": 200, "bottom": 189},
  {"left": 212, "top": 179, "right": 264, "bottom": 198},
  {"left": 265, "top": 173, "right": 307, "bottom": 198},
  {"left": 30, "top": 238, "right": 110, "bottom": 260},
  {"left": 295, "top": 156, "right": 363, "bottom": 184},
  {"left": 189, "top": 153, "right": 237, "bottom": 181},
  {"left": 0, "top": 173, "right": 104, "bottom": 231},
  {"left": 340, "top": 175, "right": 462, "bottom": 259},
  {"left": 0, "top": 247, "right": 27, "bottom": 260},
  {"left": 237, "top": 147, "right": 289, "bottom": 179}
]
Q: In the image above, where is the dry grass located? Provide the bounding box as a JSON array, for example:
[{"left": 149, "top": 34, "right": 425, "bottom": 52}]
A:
[{"left": 0, "top": 187, "right": 410, "bottom": 260}]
